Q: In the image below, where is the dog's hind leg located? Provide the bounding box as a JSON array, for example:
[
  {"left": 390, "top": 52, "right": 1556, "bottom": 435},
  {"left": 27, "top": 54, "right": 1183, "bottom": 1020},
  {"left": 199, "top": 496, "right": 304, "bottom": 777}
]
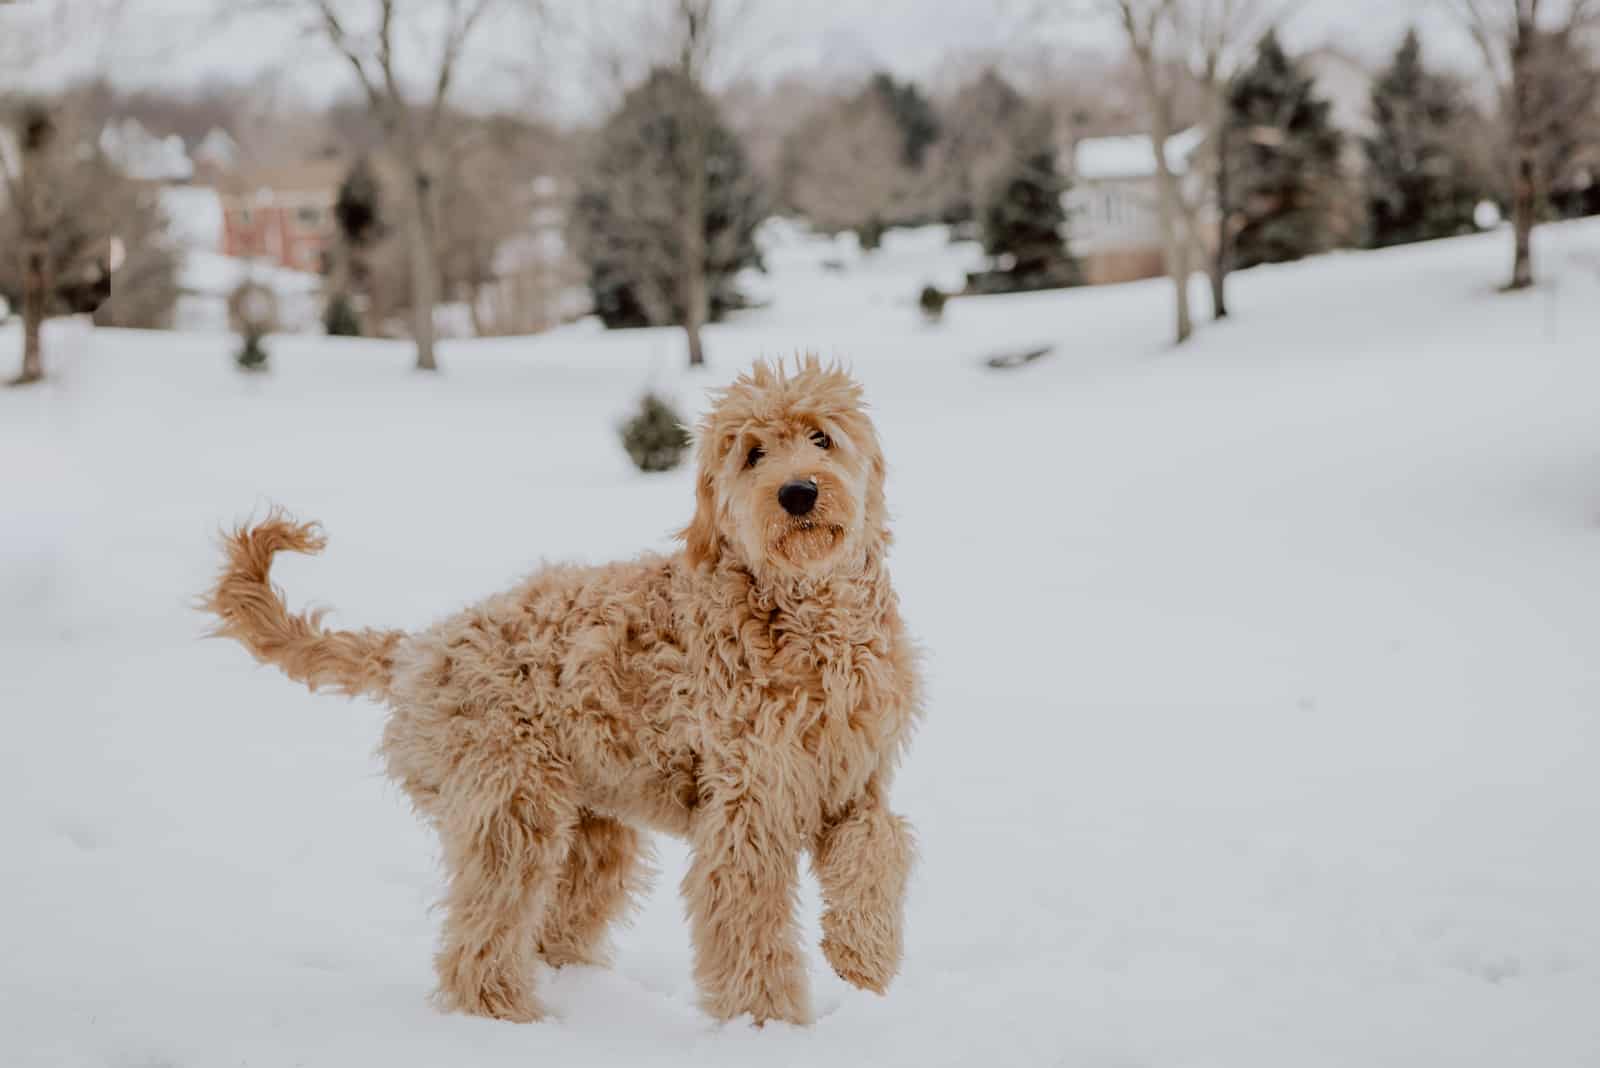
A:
[
  {"left": 430, "top": 751, "right": 578, "bottom": 1023},
  {"left": 537, "top": 813, "right": 650, "bottom": 968}
]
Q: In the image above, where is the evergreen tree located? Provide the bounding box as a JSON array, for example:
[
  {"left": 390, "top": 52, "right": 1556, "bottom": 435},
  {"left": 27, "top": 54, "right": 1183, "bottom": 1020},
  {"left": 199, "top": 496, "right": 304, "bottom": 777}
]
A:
[
  {"left": 326, "top": 156, "right": 385, "bottom": 336},
  {"left": 1364, "top": 29, "right": 1488, "bottom": 248},
  {"left": 570, "top": 69, "right": 765, "bottom": 330},
  {"left": 1225, "top": 31, "right": 1345, "bottom": 269},
  {"left": 869, "top": 72, "right": 941, "bottom": 169},
  {"left": 334, "top": 156, "right": 384, "bottom": 252},
  {"left": 975, "top": 120, "right": 1079, "bottom": 293}
]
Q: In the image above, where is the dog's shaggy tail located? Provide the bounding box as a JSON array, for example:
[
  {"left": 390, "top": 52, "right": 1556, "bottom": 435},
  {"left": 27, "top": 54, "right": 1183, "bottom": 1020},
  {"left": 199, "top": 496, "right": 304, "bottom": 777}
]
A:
[{"left": 204, "top": 510, "right": 403, "bottom": 699}]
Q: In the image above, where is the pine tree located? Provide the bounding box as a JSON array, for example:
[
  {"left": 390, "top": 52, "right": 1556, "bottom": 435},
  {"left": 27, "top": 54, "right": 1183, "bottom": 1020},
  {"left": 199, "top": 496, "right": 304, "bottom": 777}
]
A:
[
  {"left": 975, "top": 120, "right": 1079, "bottom": 293},
  {"left": 1364, "top": 29, "right": 1487, "bottom": 248},
  {"left": 869, "top": 72, "right": 941, "bottom": 170},
  {"left": 570, "top": 69, "right": 765, "bottom": 330},
  {"left": 326, "top": 156, "right": 385, "bottom": 336},
  {"left": 1225, "top": 31, "right": 1345, "bottom": 269}
]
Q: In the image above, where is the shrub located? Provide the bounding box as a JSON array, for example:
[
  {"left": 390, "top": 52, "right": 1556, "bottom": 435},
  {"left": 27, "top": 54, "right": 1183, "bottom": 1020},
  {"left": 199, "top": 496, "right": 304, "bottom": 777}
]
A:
[
  {"left": 236, "top": 333, "right": 269, "bottom": 372},
  {"left": 324, "top": 292, "right": 362, "bottom": 336},
  {"left": 228, "top": 281, "right": 277, "bottom": 373},
  {"left": 919, "top": 284, "right": 946, "bottom": 323},
  {"left": 621, "top": 393, "right": 691, "bottom": 473}
]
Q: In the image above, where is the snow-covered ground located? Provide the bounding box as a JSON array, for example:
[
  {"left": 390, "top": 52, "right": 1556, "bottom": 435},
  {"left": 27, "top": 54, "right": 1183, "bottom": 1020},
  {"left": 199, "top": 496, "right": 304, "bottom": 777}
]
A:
[{"left": 4, "top": 221, "right": 1600, "bottom": 1067}]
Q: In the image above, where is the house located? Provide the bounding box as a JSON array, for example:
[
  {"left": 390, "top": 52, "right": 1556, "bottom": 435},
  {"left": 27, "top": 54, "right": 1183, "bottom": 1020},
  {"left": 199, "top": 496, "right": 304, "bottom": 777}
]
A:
[
  {"left": 1063, "top": 127, "right": 1206, "bottom": 285},
  {"left": 216, "top": 160, "right": 345, "bottom": 274},
  {"left": 1301, "top": 46, "right": 1376, "bottom": 144},
  {"left": 473, "top": 174, "right": 591, "bottom": 335}
]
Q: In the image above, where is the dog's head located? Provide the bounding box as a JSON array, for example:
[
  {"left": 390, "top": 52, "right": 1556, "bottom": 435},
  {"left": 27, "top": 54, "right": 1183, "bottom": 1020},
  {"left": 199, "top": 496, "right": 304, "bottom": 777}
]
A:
[{"left": 682, "top": 356, "right": 887, "bottom": 580}]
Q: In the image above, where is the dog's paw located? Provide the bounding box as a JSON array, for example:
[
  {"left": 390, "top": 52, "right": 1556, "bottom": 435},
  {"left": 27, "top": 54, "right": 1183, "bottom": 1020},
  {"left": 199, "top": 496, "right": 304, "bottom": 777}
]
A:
[
  {"left": 433, "top": 982, "right": 546, "bottom": 1023},
  {"left": 536, "top": 940, "right": 605, "bottom": 970},
  {"left": 821, "top": 934, "right": 894, "bottom": 995}
]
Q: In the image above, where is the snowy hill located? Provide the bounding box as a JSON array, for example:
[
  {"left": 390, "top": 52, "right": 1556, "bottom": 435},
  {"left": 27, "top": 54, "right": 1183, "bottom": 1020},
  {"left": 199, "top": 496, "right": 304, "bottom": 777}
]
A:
[{"left": 4, "top": 221, "right": 1600, "bottom": 1067}]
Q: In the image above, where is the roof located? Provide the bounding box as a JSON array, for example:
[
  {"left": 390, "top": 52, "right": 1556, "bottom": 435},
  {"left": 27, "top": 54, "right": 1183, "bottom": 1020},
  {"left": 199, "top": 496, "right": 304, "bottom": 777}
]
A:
[
  {"left": 216, "top": 159, "right": 347, "bottom": 197},
  {"left": 1071, "top": 126, "right": 1206, "bottom": 181},
  {"left": 99, "top": 118, "right": 194, "bottom": 182},
  {"left": 1301, "top": 46, "right": 1376, "bottom": 136},
  {"left": 193, "top": 128, "right": 239, "bottom": 168}
]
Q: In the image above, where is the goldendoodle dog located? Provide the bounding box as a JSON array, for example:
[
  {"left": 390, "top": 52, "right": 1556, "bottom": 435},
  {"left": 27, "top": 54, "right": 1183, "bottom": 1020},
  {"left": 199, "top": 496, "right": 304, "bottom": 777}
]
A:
[{"left": 205, "top": 356, "right": 921, "bottom": 1027}]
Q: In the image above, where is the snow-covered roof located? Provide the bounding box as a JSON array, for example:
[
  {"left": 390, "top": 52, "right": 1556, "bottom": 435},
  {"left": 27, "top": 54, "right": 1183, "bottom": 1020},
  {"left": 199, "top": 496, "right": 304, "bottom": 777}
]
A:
[
  {"left": 99, "top": 118, "right": 193, "bottom": 182},
  {"left": 1301, "top": 47, "right": 1375, "bottom": 137},
  {"left": 193, "top": 128, "right": 239, "bottom": 169},
  {"left": 1071, "top": 126, "right": 1206, "bottom": 182}
]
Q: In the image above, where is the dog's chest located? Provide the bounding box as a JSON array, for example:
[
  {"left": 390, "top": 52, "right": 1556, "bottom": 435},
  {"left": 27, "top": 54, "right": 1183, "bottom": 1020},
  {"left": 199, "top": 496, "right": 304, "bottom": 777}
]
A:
[{"left": 729, "top": 609, "right": 907, "bottom": 808}]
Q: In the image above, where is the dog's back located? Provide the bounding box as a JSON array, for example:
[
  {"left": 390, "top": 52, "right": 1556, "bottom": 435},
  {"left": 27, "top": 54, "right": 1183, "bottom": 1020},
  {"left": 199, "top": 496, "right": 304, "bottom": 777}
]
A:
[{"left": 379, "top": 554, "right": 705, "bottom": 836}]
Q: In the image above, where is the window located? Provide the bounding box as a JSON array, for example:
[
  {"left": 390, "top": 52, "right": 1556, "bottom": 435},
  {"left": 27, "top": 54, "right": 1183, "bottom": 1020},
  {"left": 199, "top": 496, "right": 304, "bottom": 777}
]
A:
[{"left": 297, "top": 205, "right": 323, "bottom": 227}]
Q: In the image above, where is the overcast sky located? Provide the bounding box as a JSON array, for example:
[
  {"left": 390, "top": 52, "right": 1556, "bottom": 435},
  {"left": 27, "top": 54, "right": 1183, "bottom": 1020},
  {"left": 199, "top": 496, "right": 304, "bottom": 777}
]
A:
[{"left": 7, "top": 0, "right": 1472, "bottom": 119}]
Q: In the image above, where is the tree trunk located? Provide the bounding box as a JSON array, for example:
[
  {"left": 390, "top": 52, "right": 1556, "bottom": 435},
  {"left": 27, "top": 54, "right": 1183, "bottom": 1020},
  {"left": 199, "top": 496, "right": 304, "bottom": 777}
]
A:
[
  {"left": 468, "top": 280, "right": 487, "bottom": 337},
  {"left": 1510, "top": 155, "right": 1535, "bottom": 290},
  {"left": 1168, "top": 230, "right": 1193, "bottom": 344},
  {"left": 1211, "top": 122, "right": 1231, "bottom": 320},
  {"left": 16, "top": 239, "right": 48, "bottom": 385},
  {"left": 406, "top": 167, "right": 440, "bottom": 371},
  {"left": 681, "top": 132, "right": 709, "bottom": 369},
  {"left": 1506, "top": 16, "right": 1538, "bottom": 292},
  {"left": 1150, "top": 144, "right": 1193, "bottom": 344},
  {"left": 1135, "top": 46, "right": 1194, "bottom": 346}
]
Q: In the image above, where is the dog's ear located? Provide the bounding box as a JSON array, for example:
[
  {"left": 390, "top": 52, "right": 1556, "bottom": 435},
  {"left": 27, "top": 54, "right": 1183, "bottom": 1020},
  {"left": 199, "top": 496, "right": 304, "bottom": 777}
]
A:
[
  {"left": 865, "top": 448, "right": 891, "bottom": 547},
  {"left": 681, "top": 466, "right": 721, "bottom": 569}
]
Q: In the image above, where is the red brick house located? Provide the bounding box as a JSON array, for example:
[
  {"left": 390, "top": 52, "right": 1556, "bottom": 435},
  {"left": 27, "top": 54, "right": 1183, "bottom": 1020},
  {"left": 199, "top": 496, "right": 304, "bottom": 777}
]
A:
[{"left": 217, "top": 161, "right": 345, "bottom": 274}]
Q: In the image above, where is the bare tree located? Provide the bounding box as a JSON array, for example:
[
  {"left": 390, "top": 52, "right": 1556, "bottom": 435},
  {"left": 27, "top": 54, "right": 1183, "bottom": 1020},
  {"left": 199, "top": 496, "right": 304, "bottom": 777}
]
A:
[
  {"left": 262, "top": 0, "right": 536, "bottom": 370},
  {"left": 1453, "top": 0, "right": 1600, "bottom": 290},
  {"left": 1, "top": 0, "right": 131, "bottom": 385},
  {"left": 782, "top": 87, "right": 907, "bottom": 241},
  {"left": 2, "top": 104, "right": 62, "bottom": 386},
  {"left": 1182, "top": 0, "right": 1295, "bottom": 318},
  {"left": 580, "top": 0, "right": 766, "bottom": 368},
  {"left": 676, "top": 0, "right": 714, "bottom": 367},
  {"left": 1095, "top": 0, "right": 1295, "bottom": 339},
  {"left": 1101, "top": 0, "right": 1204, "bottom": 344}
]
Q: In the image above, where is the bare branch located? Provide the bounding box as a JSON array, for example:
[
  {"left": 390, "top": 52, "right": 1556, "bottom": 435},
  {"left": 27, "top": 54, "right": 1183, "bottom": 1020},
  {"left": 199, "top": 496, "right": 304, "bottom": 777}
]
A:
[
  {"left": 308, "top": 0, "right": 387, "bottom": 115},
  {"left": 427, "top": 0, "right": 498, "bottom": 138}
]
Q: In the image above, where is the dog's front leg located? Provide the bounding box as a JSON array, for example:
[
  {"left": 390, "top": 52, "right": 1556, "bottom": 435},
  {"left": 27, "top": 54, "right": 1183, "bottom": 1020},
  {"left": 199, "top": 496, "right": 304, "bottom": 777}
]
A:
[
  {"left": 811, "top": 778, "right": 915, "bottom": 994},
  {"left": 681, "top": 790, "right": 811, "bottom": 1025}
]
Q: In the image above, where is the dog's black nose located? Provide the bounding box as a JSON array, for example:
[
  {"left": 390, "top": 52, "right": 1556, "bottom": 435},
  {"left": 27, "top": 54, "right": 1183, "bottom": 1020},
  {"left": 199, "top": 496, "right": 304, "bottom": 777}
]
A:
[{"left": 778, "top": 479, "right": 818, "bottom": 516}]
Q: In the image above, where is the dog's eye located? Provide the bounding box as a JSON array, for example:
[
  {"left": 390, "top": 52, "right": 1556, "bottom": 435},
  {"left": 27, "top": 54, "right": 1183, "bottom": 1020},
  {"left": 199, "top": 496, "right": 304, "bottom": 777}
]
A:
[
  {"left": 810, "top": 430, "right": 832, "bottom": 450},
  {"left": 746, "top": 445, "right": 765, "bottom": 468}
]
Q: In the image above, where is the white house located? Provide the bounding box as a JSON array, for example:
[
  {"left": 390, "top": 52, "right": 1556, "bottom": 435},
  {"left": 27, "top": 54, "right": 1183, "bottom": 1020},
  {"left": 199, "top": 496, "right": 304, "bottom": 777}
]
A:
[{"left": 1063, "top": 127, "right": 1206, "bottom": 285}]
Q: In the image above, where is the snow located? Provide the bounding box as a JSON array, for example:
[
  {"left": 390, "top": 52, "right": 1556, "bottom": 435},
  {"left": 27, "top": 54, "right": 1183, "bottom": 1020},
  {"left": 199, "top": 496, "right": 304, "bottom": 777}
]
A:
[
  {"left": 1072, "top": 126, "right": 1206, "bottom": 181},
  {"left": 174, "top": 250, "right": 323, "bottom": 333},
  {"left": 4, "top": 220, "right": 1600, "bottom": 1067},
  {"left": 159, "top": 185, "right": 224, "bottom": 252}
]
